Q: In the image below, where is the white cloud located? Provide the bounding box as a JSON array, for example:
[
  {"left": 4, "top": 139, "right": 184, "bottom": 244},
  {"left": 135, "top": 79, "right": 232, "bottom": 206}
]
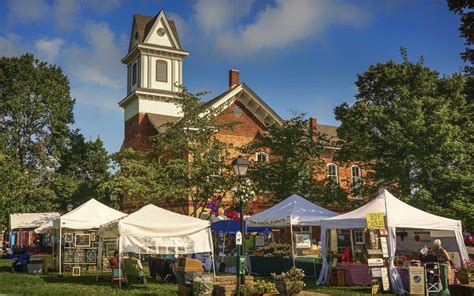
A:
[
  {"left": 35, "top": 38, "right": 64, "bottom": 62},
  {"left": 191, "top": 0, "right": 372, "bottom": 58},
  {"left": 7, "top": 0, "right": 49, "bottom": 23},
  {"left": 0, "top": 34, "right": 25, "bottom": 57},
  {"left": 192, "top": 0, "right": 253, "bottom": 36},
  {"left": 53, "top": 0, "right": 80, "bottom": 30},
  {"left": 63, "top": 22, "right": 126, "bottom": 90}
]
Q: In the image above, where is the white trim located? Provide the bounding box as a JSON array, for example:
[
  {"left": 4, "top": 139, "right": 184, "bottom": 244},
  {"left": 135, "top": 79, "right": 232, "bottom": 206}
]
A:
[
  {"left": 255, "top": 152, "right": 269, "bottom": 163},
  {"left": 143, "top": 11, "right": 181, "bottom": 50},
  {"left": 354, "top": 228, "right": 365, "bottom": 244},
  {"left": 351, "top": 165, "right": 361, "bottom": 184},
  {"left": 327, "top": 163, "right": 339, "bottom": 184}
]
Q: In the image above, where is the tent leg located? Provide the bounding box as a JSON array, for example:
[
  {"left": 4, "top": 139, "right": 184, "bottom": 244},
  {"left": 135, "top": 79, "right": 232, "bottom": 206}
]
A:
[
  {"left": 59, "top": 224, "right": 62, "bottom": 275},
  {"left": 349, "top": 229, "right": 355, "bottom": 260},
  {"left": 290, "top": 223, "right": 295, "bottom": 267},
  {"left": 118, "top": 236, "right": 122, "bottom": 288}
]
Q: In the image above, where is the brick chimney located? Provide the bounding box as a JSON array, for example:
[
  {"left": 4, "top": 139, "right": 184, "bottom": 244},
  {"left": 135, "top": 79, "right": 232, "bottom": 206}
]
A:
[
  {"left": 310, "top": 117, "right": 317, "bottom": 129},
  {"left": 229, "top": 69, "right": 240, "bottom": 89}
]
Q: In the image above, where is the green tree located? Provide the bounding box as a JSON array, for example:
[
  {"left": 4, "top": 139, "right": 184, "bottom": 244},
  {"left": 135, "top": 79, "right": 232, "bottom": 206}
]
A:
[
  {"left": 103, "top": 86, "right": 237, "bottom": 217},
  {"left": 334, "top": 50, "right": 474, "bottom": 229},
  {"left": 52, "top": 132, "right": 110, "bottom": 211},
  {"left": 0, "top": 54, "right": 75, "bottom": 171},
  {"left": 243, "top": 114, "right": 347, "bottom": 207}
]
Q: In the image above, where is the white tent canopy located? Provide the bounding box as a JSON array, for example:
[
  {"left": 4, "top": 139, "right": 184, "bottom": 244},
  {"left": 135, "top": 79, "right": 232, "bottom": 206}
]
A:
[
  {"left": 53, "top": 198, "right": 127, "bottom": 230},
  {"left": 317, "top": 189, "right": 468, "bottom": 293},
  {"left": 10, "top": 212, "right": 60, "bottom": 230},
  {"left": 247, "top": 194, "right": 338, "bottom": 227},
  {"left": 99, "top": 204, "right": 213, "bottom": 255}
]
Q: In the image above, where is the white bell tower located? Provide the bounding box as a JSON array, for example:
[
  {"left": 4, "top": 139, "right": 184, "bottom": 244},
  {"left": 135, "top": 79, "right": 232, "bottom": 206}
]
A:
[{"left": 119, "top": 10, "right": 189, "bottom": 122}]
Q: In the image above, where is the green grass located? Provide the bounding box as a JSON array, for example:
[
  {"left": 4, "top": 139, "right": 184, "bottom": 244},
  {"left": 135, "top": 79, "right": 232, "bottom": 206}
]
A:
[
  {"left": 0, "top": 258, "right": 395, "bottom": 295},
  {"left": 0, "top": 259, "right": 177, "bottom": 295}
]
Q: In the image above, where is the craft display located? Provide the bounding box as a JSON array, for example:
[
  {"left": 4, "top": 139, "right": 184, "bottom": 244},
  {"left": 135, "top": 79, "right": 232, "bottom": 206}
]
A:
[
  {"left": 295, "top": 233, "right": 311, "bottom": 249},
  {"left": 65, "top": 233, "right": 74, "bottom": 243},
  {"left": 74, "top": 233, "right": 91, "bottom": 247},
  {"left": 86, "top": 250, "right": 96, "bottom": 263}
]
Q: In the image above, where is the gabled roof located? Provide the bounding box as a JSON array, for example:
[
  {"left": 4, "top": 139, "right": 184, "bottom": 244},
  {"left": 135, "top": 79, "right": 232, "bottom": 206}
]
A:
[
  {"left": 317, "top": 124, "right": 338, "bottom": 141},
  {"left": 205, "top": 83, "right": 284, "bottom": 127},
  {"left": 134, "top": 11, "right": 181, "bottom": 47},
  {"left": 147, "top": 113, "right": 182, "bottom": 132}
]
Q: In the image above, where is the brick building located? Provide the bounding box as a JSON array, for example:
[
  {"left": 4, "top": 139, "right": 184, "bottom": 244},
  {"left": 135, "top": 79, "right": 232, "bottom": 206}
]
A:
[{"left": 119, "top": 11, "right": 365, "bottom": 213}]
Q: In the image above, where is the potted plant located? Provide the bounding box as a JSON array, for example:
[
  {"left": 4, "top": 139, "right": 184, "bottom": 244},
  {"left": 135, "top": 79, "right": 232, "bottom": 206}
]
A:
[
  {"left": 271, "top": 267, "right": 305, "bottom": 296},
  {"left": 239, "top": 280, "right": 277, "bottom": 296},
  {"left": 456, "top": 259, "right": 474, "bottom": 285},
  {"left": 193, "top": 275, "right": 213, "bottom": 296}
]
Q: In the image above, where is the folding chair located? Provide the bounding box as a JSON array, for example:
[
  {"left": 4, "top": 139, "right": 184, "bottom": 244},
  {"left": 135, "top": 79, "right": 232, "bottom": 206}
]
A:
[{"left": 424, "top": 262, "right": 441, "bottom": 294}]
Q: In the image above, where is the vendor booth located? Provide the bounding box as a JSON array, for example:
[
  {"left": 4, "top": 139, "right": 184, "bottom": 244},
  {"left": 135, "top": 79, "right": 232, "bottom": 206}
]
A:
[
  {"left": 247, "top": 194, "right": 338, "bottom": 278},
  {"left": 98, "top": 204, "right": 215, "bottom": 286},
  {"left": 49, "top": 199, "right": 127, "bottom": 274},
  {"left": 317, "top": 189, "right": 469, "bottom": 294},
  {"left": 9, "top": 212, "right": 60, "bottom": 249}
]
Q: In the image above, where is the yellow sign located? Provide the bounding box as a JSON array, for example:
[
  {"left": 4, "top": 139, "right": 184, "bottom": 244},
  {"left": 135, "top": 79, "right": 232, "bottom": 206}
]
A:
[{"left": 366, "top": 212, "right": 385, "bottom": 229}]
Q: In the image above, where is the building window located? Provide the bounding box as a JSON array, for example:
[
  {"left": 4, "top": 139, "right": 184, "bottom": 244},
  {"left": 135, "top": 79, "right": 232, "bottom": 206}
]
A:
[
  {"left": 351, "top": 165, "right": 361, "bottom": 185},
  {"left": 156, "top": 60, "right": 167, "bottom": 82},
  {"left": 327, "top": 163, "right": 338, "bottom": 184},
  {"left": 132, "top": 62, "right": 137, "bottom": 85},
  {"left": 301, "top": 226, "right": 312, "bottom": 233},
  {"left": 256, "top": 152, "right": 269, "bottom": 163},
  {"left": 355, "top": 229, "right": 365, "bottom": 244}
]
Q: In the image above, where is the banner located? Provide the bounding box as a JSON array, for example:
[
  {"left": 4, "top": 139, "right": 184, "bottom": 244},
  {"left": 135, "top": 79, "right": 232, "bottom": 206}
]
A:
[{"left": 365, "top": 212, "right": 385, "bottom": 229}]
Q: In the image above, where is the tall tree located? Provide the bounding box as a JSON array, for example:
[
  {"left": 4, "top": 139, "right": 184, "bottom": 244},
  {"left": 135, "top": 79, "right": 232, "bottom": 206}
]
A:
[
  {"left": 334, "top": 50, "right": 474, "bottom": 229},
  {"left": 102, "top": 87, "right": 237, "bottom": 217},
  {"left": 0, "top": 54, "right": 75, "bottom": 171},
  {"left": 243, "top": 114, "right": 347, "bottom": 207},
  {"left": 448, "top": 0, "right": 474, "bottom": 75}
]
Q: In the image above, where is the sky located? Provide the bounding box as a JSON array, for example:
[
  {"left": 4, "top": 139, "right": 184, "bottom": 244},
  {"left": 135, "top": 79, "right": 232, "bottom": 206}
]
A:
[{"left": 0, "top": 0, "right": 466, "bottom": 153}]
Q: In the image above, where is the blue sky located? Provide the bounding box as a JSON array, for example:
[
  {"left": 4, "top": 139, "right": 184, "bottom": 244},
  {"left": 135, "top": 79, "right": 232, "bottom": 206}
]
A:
[{"left": 0, "top": 0, "right": 465, "bottom": 153}]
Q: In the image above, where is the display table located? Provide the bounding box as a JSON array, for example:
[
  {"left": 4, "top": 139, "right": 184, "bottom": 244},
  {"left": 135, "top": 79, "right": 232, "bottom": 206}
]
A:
[
  {"left": 250, "top": 256, "right": 322, "bottom": 278},
  {"left": 397, "top": 265, "right": 459, "bottom": 291},
  {"left": 30, "top": 254, "right": 54, "bottom": 273},
  {"left": 335, "top": 263, "right": 371, "bottom": 286}
]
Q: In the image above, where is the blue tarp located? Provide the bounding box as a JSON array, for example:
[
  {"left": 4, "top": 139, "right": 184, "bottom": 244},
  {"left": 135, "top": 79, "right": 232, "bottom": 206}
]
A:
[{"left": 211, "top": 220, "right": 271, "bottom": 234}]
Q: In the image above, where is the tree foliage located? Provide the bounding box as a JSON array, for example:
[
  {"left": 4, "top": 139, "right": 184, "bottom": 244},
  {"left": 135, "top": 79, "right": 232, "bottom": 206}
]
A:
[
  {"left": 243, "top": 114, "right": 348, "bottom": 207},
  {"left": 335, "top": 50, "right": 474, "bottom": 229},
  {"left": 103, "top": 86, "right": 237, "bottom": 217},
  {"left": 0, "top": 54, "right": 110, "bottom": 227}
]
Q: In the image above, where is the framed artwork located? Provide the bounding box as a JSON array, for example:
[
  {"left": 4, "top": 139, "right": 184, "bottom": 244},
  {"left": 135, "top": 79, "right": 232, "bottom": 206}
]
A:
[
  {"left": 72, "top": 266, "right": 81, "bottom": 276},
  {"left": 294, "top": 233, "right": 311, "bottom": 249},
  {"left": 75, "top": 233, "right": 91, "bottom": 248},
  {"left": 86, "top": 250, "right": 96, "bottom": 263},
  {"left": 74, "top": 250, "right": 85, "bottom": 263},
  {"left": 106, "top": 243, "right": 117, "bottom": 257},
  {"left": 65, "top": 233, "right": 74, "bottom": 243},
  {"left": 90, "top": 232, "right": 96, "bottom": 242},
  {"left": 255, "top": 235, "right": 265, "bottom": 247},
  {"left": 92, "top": 242, "right": 99, "bottom": 248},
  {"left": 64, "top": 249, "right": 74, "bottom": 263}
]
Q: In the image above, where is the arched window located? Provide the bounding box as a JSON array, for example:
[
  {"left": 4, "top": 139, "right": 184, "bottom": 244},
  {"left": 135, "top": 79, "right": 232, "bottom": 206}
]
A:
[
  {"left": 351, "top": 165, "right": 361, "bottom": 186},
  {"left": 327, "top": 163, "right": 338, "bottom": 184},
  {"left": 256, "top": 152, "right": 269, "bottom": 163},
  {"left": 156, "top": 60, "right": 167, "bottom": 82}
]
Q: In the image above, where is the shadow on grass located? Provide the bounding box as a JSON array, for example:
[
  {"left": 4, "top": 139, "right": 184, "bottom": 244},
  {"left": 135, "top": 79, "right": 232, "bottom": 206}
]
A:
[{"left": 41, "top": 274, "right": 115, "bottom": 286}]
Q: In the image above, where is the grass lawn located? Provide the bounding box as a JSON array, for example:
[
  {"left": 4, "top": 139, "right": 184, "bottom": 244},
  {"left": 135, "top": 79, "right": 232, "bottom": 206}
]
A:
[{"left": 0, "top": 258, "right": 394, "bottom": 295}]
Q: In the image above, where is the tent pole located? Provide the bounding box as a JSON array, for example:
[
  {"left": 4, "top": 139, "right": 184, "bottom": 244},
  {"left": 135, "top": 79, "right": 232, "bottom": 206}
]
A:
[
  {"left": 209, "top": 229, "right": 216, "bottom": 278},
  {"left": 59, "top": 220, "right": 62, "bottom": 275},
  {"left": 290, "top": 221, "right": 295, "bottom": 267},
  {"left": 349, "top": 229, "right": 355, "bottom": 260},
  {"left": 118, "top": 236, "right": 122, "bottom": 288}
]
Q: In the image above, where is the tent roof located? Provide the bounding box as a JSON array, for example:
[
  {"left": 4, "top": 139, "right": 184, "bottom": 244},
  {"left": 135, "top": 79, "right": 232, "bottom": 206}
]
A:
[
  {"left": 10, "top": 212, "right": 60, "bottom": 230},
  {"left": 100, "top": 204, "right": 210, "bottom": 238},
  {"left": 55, "top": 198, "right": 126, "bottom": 230},
  {"left": 322, "top": 189, "right": 462, "bottom": 231},
  {"left": 247, "top": 194, "right": 338, "bottom": 227}
]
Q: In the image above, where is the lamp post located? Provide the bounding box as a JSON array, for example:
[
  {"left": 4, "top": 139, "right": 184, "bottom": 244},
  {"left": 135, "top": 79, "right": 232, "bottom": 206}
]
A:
[{"left": 231, "top": 156, "right": 250, "bottom": 294}]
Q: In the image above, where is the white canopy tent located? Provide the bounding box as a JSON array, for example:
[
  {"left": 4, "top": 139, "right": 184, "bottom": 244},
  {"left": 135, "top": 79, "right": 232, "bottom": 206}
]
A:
[
  {"left": 247, "top": 194, "right": 338, "bottom": 263},
  {"left": 10, "top": 212, "right": 60, "bottom": 230},
  {"left": 9, "top": 212, "right": 60, "bottom": 247},
  {"left": 52, "top": 199, "right": 127, "bottom": 274},
  {"left": 317, "top": 189, "right": 468, "bottom": 293},
  {"left": 99, "top": 204, "right": 215, "bottom": 283}
]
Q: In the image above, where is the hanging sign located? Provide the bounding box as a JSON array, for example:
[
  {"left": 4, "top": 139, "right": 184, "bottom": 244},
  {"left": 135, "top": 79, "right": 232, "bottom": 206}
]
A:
[
  {"left": 366, "top": 212, "right": 385, "bottom": 229},
  {"left": 380, "top": 268, "right": 390, "bottom": 291},
  {"left": 368, "top": 258, "right": 384, "bottom": 267},
  {"left": 380, "top": 237, "right": 389, "bottom": 258},
  {"left": 236, "top": 231, "right": 242, "bottom": 245}
]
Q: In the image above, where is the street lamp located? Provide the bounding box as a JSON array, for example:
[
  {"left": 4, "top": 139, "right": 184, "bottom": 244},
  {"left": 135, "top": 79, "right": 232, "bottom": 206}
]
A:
[{"left": 231, "top": 156, "right": 250, "bottom": 292}]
